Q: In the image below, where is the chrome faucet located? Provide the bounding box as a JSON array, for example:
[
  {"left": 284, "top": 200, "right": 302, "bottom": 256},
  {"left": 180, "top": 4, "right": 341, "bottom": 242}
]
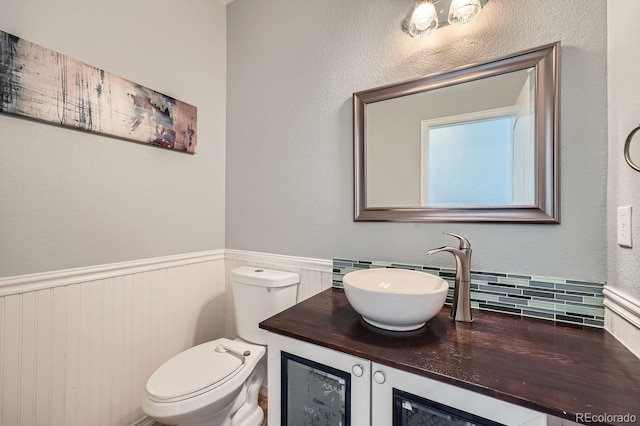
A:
[{"left": 426, "top": 232, "right": 473, "bottom": 322}]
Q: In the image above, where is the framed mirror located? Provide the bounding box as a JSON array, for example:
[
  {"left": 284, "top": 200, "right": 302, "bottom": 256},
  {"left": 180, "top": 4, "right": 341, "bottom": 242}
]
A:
[{"left": 353, "top": 42, "right": 559, "bottom": 223}]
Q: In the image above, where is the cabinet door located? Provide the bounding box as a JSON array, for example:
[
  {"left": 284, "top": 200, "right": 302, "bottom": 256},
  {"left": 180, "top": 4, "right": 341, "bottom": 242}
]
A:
[
  {"left": 371, "top": 362, "right": 548, "bottom": 426},
  {"left": 267, "top": 333, "right": 371, "bottom": 426}
]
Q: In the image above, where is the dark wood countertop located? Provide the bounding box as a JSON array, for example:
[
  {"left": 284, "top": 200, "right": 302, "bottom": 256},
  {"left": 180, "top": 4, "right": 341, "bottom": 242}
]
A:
[{"left": 259, "top": 288, "right": 640, "bottom": 425}]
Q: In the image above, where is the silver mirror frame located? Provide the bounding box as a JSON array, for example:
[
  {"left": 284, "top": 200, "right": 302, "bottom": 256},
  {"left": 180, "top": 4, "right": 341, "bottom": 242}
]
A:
[{"left": 353, "top": 42, "right": 560, "bottom": 223}]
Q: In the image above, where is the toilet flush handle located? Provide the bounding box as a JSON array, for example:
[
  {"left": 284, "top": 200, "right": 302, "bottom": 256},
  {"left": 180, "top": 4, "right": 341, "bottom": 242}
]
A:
[{"left": 215, "top": 343, "right": 250, "bottom": 361}]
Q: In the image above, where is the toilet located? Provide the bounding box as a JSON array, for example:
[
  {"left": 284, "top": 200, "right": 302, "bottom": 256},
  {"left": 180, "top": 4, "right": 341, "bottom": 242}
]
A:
[{"left": 142, "top": 266, "right": 300, "bottom": 426}]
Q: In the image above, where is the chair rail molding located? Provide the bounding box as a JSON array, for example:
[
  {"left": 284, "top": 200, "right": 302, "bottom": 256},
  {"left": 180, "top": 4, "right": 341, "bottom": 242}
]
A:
[
  {"left": 224, "top": 249, "right": 332, "bottom": 272},
  {"left": 604, "top": 286, "right": 640, "bottom": 358},
  {"left": 0, "top": 250, "right": 225, "bottom": 297}
]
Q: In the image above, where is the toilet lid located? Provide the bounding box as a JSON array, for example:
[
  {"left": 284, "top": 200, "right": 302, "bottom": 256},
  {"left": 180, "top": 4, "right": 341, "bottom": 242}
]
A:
[{"left": 146, "top": 341, "right": 243, "bottom": 402}]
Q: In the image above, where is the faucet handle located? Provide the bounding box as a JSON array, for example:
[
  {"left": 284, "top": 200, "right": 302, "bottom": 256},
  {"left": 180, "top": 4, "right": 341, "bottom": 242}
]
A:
[{"left": 443, "top": 232, "right": 471, "bottom": 250}]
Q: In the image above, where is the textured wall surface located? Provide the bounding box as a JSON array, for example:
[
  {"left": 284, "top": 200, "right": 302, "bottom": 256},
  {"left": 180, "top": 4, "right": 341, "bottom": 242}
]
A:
[
  {"left": 607, "top": 1, "right": 640, "bottom": 300},
  {"left": 0, "top": 0, "right": 227, "bottom": 277},
  {"left": 226, "top": 0, "right": 608, "bottom": 281}
]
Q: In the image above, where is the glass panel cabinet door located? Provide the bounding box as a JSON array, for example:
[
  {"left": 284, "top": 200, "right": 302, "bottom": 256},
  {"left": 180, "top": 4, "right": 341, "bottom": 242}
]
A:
[
  {"left": 267, "top": 333, "right": 370, "bottom": 426},
  {"left": 282, "top": 351, "right": 350, "bottom": 426},
  {"left": 371, "top": 362, "right": 547, "bottom": 426},
  {"left": 393, "top": 389, "right": 504, "bottom": 426}
]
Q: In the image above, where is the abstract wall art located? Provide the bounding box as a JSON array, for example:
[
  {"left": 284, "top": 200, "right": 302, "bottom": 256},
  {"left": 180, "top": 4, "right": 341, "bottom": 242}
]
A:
[{"left": 0, "top": 30, "right": 197, "bottom": 153}]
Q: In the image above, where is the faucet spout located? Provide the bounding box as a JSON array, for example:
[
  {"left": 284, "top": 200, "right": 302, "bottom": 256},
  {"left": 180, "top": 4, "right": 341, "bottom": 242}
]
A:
[
  {"left": 426, "top": 246, "right": 464, "bottom": 258},
  {"left": 426, "top": 233, "right": 473, "bottom": 322}
]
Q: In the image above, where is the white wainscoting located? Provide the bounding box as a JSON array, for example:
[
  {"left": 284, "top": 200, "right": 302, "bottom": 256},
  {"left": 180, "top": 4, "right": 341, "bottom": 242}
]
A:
[
  {"left": 0, "top": 249, "right": 333, "bottom": 426},
  {"left": 604, "top": 286, "right": 640, "bottom": 359},
  {"left": 0, "top": 250, "right": 226, "bottom": 426}
]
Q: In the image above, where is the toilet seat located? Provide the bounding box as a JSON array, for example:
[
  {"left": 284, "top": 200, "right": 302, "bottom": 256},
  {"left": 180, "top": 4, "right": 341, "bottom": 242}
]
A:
[
  {"left": 146, "top": 339, "right": 248, "bottom": 403},
  {"left": 142, "top": 338, "right": 266, "bottom": 426}
]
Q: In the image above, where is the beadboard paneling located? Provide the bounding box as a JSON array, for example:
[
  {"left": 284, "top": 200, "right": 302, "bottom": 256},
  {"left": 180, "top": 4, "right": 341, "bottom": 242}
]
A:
[{"left": 0, "top": 251, "right": 225, "bottom": 426}]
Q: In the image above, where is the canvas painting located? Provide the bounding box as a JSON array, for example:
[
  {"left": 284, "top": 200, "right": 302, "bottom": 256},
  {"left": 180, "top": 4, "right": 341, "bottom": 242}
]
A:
[{"left": 0, "top": 30, "right": 197, "bottom": 153}]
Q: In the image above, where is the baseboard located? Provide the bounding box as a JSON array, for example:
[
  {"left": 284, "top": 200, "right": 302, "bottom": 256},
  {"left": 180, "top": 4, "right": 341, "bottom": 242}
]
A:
[
  {"left": 0, "top": 249, "right": 225, "bottom": 297},
  {"left": 131, "top": 416, "right": 156, "bottom": 426},
  {"left": 604, "top": 286, "right": 640, "bottom": 358}
]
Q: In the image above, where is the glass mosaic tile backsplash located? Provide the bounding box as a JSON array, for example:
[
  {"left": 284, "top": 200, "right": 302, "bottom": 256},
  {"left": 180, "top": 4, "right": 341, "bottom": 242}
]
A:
[{"left": 333, "top": 258, "right": 605, "bottom": 328}]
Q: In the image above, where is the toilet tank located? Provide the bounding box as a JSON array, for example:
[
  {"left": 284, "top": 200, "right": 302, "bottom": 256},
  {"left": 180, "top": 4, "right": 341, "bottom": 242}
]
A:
[{"left": 230, "top": 266, "right": 299, "bottom": 345}]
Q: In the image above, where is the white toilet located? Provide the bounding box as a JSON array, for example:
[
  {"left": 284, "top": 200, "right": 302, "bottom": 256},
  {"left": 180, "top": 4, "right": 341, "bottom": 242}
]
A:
[{"left": 142, "top": 266, "right": 300, "bottom": 426}]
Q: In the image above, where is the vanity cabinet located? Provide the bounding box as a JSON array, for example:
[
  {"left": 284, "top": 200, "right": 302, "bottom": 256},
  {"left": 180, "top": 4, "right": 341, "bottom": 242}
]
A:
[
  {"left": 260, "top": 289, "right": 640, "bottom": 426},
  {"left": 267, "top": 332, "right": 580, "bottom": 426}
]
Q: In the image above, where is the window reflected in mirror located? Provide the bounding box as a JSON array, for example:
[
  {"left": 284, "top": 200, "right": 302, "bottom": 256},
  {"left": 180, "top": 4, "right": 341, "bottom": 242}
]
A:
[{"left": 427, "top": 115, "right": 519, "bottom": 207}]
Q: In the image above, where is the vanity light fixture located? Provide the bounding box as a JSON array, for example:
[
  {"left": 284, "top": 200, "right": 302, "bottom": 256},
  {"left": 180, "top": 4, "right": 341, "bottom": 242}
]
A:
[
  {"left": 404, "top": 0, "right": 439, "bottom": 37},
  {"left": 448, "top": 0, "right": 482, "bottom": 24},
  {"left": 402, "top": 0, "right": 488, "bottom": 37}
]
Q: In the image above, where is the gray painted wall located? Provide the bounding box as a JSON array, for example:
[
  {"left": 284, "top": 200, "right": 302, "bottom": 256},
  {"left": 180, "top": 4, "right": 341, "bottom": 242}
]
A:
[
  {"left": 226, "top": 0, "right": 608, "bottom": 281},
  {"left": 0, "top": 0, "right": 227, "bottom": 277},
  {"left": 608, "top": 1, "right": 640, "bottom": 300}
]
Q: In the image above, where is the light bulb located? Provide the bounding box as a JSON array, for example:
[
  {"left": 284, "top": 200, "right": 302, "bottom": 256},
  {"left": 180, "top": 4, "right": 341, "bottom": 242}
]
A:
[
  {"left": 448, "top": 0, "right": 482, "bottom": 25},
  {"left": 406, "top": 0, "right": 438, "bottom": 37}
]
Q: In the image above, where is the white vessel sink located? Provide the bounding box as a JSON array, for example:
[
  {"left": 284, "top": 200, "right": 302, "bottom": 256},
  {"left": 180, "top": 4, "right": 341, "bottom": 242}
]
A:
[{"left": 342, "top": 268, "right": 448, "bottom": 331}]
